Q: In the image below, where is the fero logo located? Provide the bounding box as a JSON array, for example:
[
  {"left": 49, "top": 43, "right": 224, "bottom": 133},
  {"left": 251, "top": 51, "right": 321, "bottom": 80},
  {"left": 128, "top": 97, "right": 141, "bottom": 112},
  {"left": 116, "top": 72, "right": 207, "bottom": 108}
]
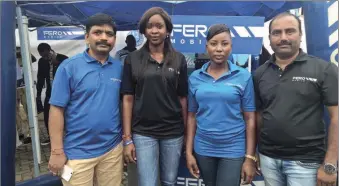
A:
[
  {"left": 171, "top": 24, "right": 208, "bottom": 38},
  {"left": 38, "top": 27, "right": 84, "bottom": 40}
]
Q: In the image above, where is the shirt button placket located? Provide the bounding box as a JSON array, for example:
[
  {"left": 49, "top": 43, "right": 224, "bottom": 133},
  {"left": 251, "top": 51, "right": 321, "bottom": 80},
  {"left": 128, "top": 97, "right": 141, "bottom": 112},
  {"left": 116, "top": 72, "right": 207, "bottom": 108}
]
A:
[
  {"left": 100, "top": 66, "right": 104, "bottom": 83},
  {"left": 278, "top": 68, "right": 282, "bottom": 77}
]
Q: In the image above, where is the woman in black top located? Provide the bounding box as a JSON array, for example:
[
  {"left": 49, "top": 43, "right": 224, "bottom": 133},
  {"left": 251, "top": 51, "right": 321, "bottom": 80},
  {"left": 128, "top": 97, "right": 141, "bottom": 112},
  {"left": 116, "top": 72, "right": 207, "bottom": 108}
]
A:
[{"left": 121, "top": 7, "right": 188, "bottom": 186}]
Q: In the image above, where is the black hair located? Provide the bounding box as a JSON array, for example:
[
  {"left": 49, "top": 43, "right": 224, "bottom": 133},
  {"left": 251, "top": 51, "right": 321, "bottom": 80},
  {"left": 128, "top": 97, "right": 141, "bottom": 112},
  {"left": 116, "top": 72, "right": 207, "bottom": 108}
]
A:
[
  {"left": 85, "top": 13, "right": 117, "bottom": 35},
  {"left": 206, "top": 24, "right": 231, "bottom": 41},
  {"left": 126, "top": 35, "right": 136, "bottom": 47},
  {"left": 269, "top": 12, "right": 302, "bottom": 34},
  {"left": 137, "top": 7, "right": 179, "bottom": 85},
  {"left": 37, "top": 43, "right": 51, "bottom": 53}
]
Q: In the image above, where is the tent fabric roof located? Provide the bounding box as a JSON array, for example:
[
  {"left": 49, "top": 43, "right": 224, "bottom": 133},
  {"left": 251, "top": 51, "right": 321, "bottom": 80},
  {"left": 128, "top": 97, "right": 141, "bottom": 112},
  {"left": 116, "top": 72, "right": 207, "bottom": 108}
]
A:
[{"left": 17, "top": 1, "right": 303, "bottom": 30}]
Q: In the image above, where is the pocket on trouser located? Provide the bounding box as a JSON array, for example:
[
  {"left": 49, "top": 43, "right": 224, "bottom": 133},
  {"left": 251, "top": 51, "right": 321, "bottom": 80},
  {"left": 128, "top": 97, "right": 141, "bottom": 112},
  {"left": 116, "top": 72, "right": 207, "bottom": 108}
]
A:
[{"left": 295, "top": 161, "right": 321, "bottom": 169}]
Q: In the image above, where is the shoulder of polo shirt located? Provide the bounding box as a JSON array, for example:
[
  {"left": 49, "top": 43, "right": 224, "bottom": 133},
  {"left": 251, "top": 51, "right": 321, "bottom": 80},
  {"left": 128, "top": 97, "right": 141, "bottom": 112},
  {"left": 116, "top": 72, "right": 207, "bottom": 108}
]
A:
[
  {"left": 302, "top": 54, "right": 331, "bottom": 66},
  {"left": 253, "top": 61, "right": 270, "bottom": 79}
]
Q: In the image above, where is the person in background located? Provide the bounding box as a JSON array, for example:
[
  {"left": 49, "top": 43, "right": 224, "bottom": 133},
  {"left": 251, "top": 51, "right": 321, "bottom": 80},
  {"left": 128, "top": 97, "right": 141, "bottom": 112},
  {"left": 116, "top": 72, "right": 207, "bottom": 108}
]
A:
[
  {"left": 48, "top": 13, "right": 124, "bottom": 186},
  {"left": 36, "top": 43, "right": 68, "bottom": 146},
  {"left": 185, "top": 24, "right": 257, "bottom": 186},
  {"left": 121, "top": 7, "right": 188, "bottom": 186},
  {"left": 254, "top": 12, "right": 338, "bottom": 186},
  {"left": 115, "top": 34, "right": 137, "bottom": 62},
  {"left": 16, "top": 47, "right": 37, "bottom": 144}
]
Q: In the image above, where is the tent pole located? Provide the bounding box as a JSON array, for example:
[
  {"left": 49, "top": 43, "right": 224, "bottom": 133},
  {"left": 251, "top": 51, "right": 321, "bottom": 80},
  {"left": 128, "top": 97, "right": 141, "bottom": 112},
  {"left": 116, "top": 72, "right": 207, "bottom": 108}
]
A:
[
  {"left": 0, "top": 1, "right": 17, "bottom": 185},
  {"left": 16, "top": 5, "right": 41, "bottom": 178}
]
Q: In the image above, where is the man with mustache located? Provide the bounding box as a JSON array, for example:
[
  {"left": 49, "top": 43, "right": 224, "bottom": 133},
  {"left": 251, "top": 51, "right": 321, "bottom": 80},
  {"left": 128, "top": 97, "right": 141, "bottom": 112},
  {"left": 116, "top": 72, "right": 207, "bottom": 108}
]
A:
[
  {"left": 48, "top": 13, "right": 124, "bottom": 186},
  {"left": 253, "top": 12, "right": 338, "bottom": 186}
]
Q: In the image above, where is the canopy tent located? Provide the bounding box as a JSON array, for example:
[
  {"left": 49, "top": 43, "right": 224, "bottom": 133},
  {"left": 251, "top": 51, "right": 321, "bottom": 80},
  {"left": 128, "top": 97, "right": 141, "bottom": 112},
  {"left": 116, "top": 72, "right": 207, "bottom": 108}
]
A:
[
  {"left": 17, "top": 1, "right": 303, "bottom": 29},
  {"left": 2, "top": 1, "right": 337, "bottom": 186}
]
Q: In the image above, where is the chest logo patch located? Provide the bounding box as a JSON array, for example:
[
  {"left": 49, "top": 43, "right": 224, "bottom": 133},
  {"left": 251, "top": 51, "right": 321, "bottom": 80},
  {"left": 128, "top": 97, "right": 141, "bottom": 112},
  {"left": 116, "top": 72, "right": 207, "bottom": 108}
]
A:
[
  {"left": 110, "top": 78, "right": 121, "bottom": 82},
  {"left": 168, "top": 67, "right": 180, "bottom": 74},
  {"left": 292, "top": 76, "right": 317, "bottom": 83}
]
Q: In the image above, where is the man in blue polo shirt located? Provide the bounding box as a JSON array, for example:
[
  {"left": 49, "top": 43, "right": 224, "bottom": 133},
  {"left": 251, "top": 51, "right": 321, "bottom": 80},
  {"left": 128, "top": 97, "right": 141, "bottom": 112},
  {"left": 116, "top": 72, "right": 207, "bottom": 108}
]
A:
[{"left": 47, "top": 13, "right": 123, "bottom": 186}]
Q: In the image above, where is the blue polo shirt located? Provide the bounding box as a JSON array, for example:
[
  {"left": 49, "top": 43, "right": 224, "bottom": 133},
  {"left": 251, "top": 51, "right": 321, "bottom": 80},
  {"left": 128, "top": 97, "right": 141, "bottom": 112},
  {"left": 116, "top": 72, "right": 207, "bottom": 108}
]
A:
[
  {"left": 188, "top": 61, "right": 255, "bottom": 158},
  {"left": 49, "top": 49, "right": 123, "bottom": 160}
]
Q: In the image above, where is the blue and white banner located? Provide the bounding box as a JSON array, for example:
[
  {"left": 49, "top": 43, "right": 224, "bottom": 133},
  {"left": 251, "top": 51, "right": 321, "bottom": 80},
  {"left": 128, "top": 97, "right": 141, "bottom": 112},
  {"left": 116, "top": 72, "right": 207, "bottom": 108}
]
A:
[
  {"left": 303, "top": 1, "right": 338, "bottom": 66},
  {"left": 171, "top": 15, "right": 265, "bottom": 54},
  {"left": 303, "top": 0, "right": 338, "bottom": 130},
  {"left": 37, "top": 15, "right": 265, "bottom": 55}
]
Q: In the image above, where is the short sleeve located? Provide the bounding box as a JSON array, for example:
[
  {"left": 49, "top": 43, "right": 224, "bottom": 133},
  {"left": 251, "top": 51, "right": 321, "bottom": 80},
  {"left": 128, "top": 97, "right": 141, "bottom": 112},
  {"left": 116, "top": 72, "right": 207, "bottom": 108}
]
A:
[
  {"left": 188, "top": 76, "right": 198, "bottom": 113},
  {"left": 120, "top": 54, "right": 135, "bottom": 95},
  {"left": 253, "top": 72, "right": 263, "bottom": 110},
  {"left": 177, "top": 55, "right": 188, "bottom": 97},
  {"left": 241, "top": 75, "right": 256, "bottom": 112},
  {"left": 321, "top": 62, "right": 338, "bottom": 106},
  {"left": 49, "top": 66, "right": 71, "bottom": 107}
]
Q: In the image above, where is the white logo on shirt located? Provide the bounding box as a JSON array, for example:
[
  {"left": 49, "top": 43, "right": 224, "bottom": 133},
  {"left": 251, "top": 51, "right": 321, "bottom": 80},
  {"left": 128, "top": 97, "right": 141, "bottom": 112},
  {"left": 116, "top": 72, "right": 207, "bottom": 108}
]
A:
[
  {"left": 292, "top": 76, "right": 317, "bottom": 83},
  {"left": 110, "top": 78, "right": 121, "bottom": 82},
  {"left": 224, "top": 83, "right": 244, "bottom": 91},
  {"left": 168, "top": 68, "right": 180, "bottom": 74}
]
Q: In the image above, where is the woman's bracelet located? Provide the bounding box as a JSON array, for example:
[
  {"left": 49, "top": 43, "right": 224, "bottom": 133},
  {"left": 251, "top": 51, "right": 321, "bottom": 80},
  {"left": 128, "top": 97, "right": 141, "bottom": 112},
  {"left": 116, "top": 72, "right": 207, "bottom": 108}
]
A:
[
  {"left": 123, "top": 140, "right": 133, "bottom": 146},
  {"left": 245, "top": 154, "right": 257, "bottom": 162}
]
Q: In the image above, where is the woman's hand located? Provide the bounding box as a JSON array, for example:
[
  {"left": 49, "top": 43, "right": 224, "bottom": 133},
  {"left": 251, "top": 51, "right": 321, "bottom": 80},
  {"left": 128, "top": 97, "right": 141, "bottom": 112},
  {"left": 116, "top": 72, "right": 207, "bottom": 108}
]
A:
[
  {"left": 241, "top": 158, "right": 256, "bottom": 185},
  {"left": 186, "top": 153, "right": 200, "bottom": 178}
]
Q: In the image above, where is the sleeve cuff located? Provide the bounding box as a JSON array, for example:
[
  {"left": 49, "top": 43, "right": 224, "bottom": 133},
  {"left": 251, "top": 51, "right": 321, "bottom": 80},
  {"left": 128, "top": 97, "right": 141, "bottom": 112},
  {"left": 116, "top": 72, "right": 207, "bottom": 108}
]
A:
[
  {"left": 242, "top": 107, "right": 256, "bottom": 112},
  {"left": 49, "top": 100, "right": 67, "bottom": 108}
]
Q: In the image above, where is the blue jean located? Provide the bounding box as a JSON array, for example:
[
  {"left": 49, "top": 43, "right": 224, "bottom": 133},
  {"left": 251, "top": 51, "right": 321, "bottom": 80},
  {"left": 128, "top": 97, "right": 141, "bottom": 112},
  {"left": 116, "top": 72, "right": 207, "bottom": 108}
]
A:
[
  {"left": 133, "top": 134, "right": 183, "bottom": 186},
  {"left": 260, "top": 153, "right": 320, "bottom": 186},
  {"left": 195, "top": 153, "right": 244, "bottom": 186}
]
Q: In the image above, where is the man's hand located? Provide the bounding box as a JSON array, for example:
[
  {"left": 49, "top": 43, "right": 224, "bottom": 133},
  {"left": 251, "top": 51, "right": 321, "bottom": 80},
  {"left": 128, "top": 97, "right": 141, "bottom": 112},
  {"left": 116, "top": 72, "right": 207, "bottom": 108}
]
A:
[
  {"left": 317, "top": 166, "right": 337, "bottom": 186},
  {"left": 124, "top": 143, "right": 136, "bottom": 164},
  {"left": 48, "top": 150, "right": 67, "bottom": 176}
]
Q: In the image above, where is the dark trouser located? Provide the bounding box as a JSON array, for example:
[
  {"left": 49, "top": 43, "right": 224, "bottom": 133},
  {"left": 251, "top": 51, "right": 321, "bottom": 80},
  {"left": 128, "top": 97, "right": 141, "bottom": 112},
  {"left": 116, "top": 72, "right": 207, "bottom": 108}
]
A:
[
  {"left": 195, "top": 153, "right": 244, "bottom": 186},
  {"left": 44, "top": 96, "right": 50, "bottom": 136}
]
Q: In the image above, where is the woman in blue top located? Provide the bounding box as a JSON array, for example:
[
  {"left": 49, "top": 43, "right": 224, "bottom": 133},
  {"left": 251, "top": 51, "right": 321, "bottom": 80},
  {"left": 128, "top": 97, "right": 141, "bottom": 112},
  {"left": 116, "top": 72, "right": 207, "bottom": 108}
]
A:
[{"left": 186, "top": 24, "right": 257, "bottom": 186}]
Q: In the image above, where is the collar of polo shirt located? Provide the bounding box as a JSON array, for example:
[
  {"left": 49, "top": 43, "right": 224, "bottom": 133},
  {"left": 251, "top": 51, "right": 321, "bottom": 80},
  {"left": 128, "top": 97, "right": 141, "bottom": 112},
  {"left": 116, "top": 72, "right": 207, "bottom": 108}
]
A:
[
  {"left": 139, "top": 47, "right": 164, "bottom": 64},
  {"left": 83, "top": 48, "right": 115, "bottom": 64},
  {"left": 199, "top": 60, "right": 239, "bottom": 75}
]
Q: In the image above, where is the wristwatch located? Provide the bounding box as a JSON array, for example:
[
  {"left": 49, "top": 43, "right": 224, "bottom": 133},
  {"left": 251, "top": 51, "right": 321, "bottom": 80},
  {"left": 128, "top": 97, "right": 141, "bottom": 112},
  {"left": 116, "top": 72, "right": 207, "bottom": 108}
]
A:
[{"left": 323, "top": 163, "right": 337, "bottom": 175}]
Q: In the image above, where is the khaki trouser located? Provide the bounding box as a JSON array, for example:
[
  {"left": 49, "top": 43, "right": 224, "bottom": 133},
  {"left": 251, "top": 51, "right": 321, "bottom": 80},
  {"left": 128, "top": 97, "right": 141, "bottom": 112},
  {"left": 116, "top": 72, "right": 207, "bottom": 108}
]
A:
[
  {"left": 62, "top": 142, "right": 123, "bottom": 186},
  {"left": 16, "top": 88, "right": 29, "bottom": 137}
]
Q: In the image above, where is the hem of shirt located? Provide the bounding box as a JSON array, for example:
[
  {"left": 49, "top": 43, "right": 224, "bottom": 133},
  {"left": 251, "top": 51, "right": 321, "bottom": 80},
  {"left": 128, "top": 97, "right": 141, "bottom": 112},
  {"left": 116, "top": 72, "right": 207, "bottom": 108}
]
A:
[
  {"left": 65, "top": 139, "right": 122, "bottom": 160},
  {"left": 324, "top": 102, "right": 338, "bottom": 106},
  {"left": 258, "top": 150, "right": 324, "bottom": 163},
  {"left": 49, "top": 100, "right": 67, "bottom": 107},
  {"left": 132, "top": 131, "right": 184, "bottom": 140},
  {"left": 242, "top": 107, "right": 256, "bottom": 112},
  {"left": 194, "top": 150, "right": 245, "bottom": 159},
  {"left": 121, "top": 91, "right": 134, "bottom": 95},
  {"left": 178, "top": 93, "right": 188, "bottom": 97}
]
